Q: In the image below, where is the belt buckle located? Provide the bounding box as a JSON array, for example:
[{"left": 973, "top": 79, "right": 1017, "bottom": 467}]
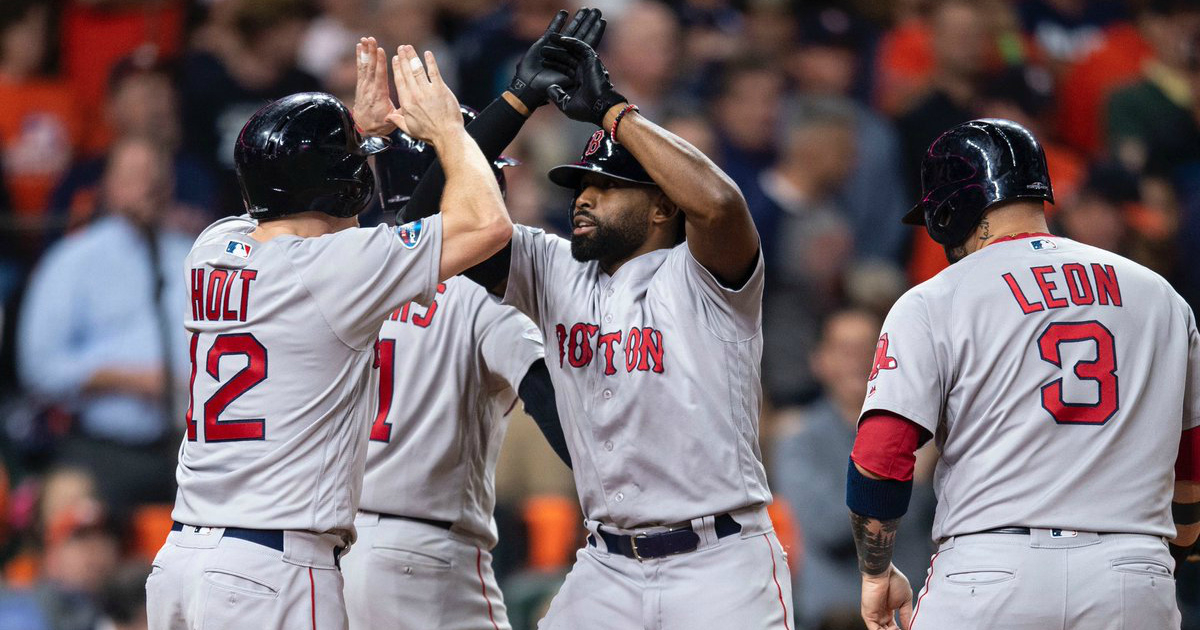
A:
[{"left": 630, "top": 533, "right": 647, "bottom": 562}]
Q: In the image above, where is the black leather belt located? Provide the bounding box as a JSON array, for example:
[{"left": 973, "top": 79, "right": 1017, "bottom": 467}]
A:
[
  {"left": 171, "top": 521, "right": 343, "bottom": 567},
  {"left": 378, "top": 513, "right": 454, "bottom": 531},
  {"left": 589, "top": 513, "right": 742, "bottom": 561},
  {"left": 981, "top": 527, "right": 1032, "bottom": 535}
]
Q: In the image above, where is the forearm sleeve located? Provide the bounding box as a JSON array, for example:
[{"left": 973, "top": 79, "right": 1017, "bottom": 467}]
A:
[
  {"left": 400, "top": 96, "right": 529, "bottom": 224},
  {"left": 518, "top": 359, "right": 571, "bottom": 469}
]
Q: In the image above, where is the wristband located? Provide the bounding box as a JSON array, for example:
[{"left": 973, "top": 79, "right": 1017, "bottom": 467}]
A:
[
  {"left": 846, "top": 457, "right": 913, "bottom": 520},
  {"left": 1174, "top": 501, "right": 1200, "bottom": 525},
  {"left": 610, "top": 104, "right": 638, "bottom": 140}
]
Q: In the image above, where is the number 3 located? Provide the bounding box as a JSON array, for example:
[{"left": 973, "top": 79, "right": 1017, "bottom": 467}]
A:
[{"left": 1037, "top": 321, "right": 1118, "bottom": 425}]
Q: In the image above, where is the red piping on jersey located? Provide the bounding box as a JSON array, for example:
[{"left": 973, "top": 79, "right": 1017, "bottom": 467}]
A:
[
  {"left": 764, "top": 536, "right": 791, "bottom": 630},
  {"left": 909, "top": 551, "right": 940, "bottom": 629},
  {"left": 1179, "top": 427, "right": 1200, "bottom": 482},
  {"left": 852, "top": 413, "right": 923, "bottom": 481},
  {"left": 309, "top": 567, "right": 316, "bottom": 630},
  {"left": 989, "top": 232, "right": 1054, "bottom": 246},
  {"left": 476, "top": 548, "right": 501, "bottom": 630}
]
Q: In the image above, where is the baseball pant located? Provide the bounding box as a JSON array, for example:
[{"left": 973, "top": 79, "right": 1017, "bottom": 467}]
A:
[
  {"left": 145, "top": 525, "right": 347, "bottom": 630},
  {"left": 910, "top": 528, "right": 1180, "bottom": 629},
  {"left": 341, "top": 511, "right": 510, "bottom": 630},
  {"left": 537, "top": 508, "right": 794, "bottom": 630}
]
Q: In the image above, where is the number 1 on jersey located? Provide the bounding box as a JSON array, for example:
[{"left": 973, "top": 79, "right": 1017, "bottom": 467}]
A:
[
  {"left": 1036, "top": 320, "right": 1118, "bottom": 425},
  {"left": 370, "top": 339, "right": 396, "bottom": 442}
]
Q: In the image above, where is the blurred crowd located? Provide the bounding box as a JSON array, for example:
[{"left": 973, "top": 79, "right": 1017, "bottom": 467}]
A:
[{"left": 1, "top": 0, "right": 1199, "bottom": 628}]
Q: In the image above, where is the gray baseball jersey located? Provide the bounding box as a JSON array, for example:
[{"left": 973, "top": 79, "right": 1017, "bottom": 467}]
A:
[
  {"left": 172, "top": 214, "right": 442, "bottom": 542},
  {"left": 502, "top": 224, "right": 771, "bottom": 528},
  {"left": 358, "top": 275, "right": 543, "bottom": 548},
  {"left": 863, "top": 234, "right": 1200, "bottom": 541}
]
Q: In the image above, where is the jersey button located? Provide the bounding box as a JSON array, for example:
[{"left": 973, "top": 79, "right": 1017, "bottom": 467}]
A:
[
  {"left": 615, "top": 492, "right": 624, "bottom": 502},
  {"left": 604, "top": 314, "right": 613, "bottom": 323},
  {"left": 602, "top": 389, "right": 613, "bottom": 399},
  {"left": 604, "top": 440, "right": 613, "bottom": 451},
  {"left": 606, "top": 288, "right": 614, "bottom": 296}
]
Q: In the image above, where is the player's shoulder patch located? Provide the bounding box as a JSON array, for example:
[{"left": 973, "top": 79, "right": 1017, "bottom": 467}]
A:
[
  {"left": 395, "top": 218, "right": 426, "bottom": 249},
  {"left": 225, "top": 240, "right": 253, "bottom": 259}
]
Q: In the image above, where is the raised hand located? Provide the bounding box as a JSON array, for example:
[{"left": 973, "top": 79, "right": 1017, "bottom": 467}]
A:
[
  {"left": 541, "top": 35, "right": 626, "bottom": 127},
  {"left": 387, "top": 46, "right": 463, "bottom": 146},
  {"left": 353, "top": 37, "right": 396, "bottom": 136},
  {"left": 508, "top": 7, "right": 606, "bottom": 111}
]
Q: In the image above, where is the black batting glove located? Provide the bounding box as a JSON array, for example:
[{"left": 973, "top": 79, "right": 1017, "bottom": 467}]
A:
[
  {"left": 542, "top": 35, "right": 627, "bottom": 127},
  {"left": 508, "top": 8, "right": 606, "bottom": 111}
]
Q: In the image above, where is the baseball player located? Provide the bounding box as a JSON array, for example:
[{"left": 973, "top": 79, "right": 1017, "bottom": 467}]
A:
[
  {"left": 339, "top": 24, "right": 602, "bottom": 627},
  {"left": 398, "top": 31, "right": 793, "bottom": 630},
  {"left": 844, "top": 118, "right": 1200, "bottom": 630},
  {"left": 145, "top": 47, "right": 515, "bottom": 630}
]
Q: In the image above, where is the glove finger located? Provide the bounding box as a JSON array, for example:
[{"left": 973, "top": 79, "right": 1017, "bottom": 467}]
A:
[
  {"left": 541, "top": 45, "right": 576, "bottom": 65},
  {"left": 562, "top": 7, "right": 587, "bottom": 36},
  {"left": 586, "top": 19, "right": 607, "bottom": 48},
  {"left": 573, "top": 8, "right": 599, "bottom": 39},
  {"left": 547, "top": 85, "right": 571, "bottom": 108},
  {"left": 544, "top": 9, "right": 568, "bottom": 36},
  {"left": 554, "top": 35, "right": 592, "bottom": 59},
  {"left": 581, "top": 14, "right": 605, "bottom": 47}
]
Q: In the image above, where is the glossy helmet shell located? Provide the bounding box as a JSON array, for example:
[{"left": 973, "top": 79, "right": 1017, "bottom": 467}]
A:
[
  {"left": 903, "top": 118, "right": 1054, "bottom": 246},
  {"left": 374, "top": 105, "right": 518, "bottom": 214},
  {"left": 547, "top": 129, "right": 655, "bottom": 190},
  {"left": 235, "top": 92, "right": 388, "bottom": 220}
]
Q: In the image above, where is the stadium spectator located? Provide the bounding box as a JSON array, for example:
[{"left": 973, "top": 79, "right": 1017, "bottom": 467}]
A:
[
  {"left": 792, "top": 7, "right": 909, "bottom": 262},
  {"left": 17, "top": 138, "right": 192, "bottom": 515},
  {"left": 749, "top": 103, "right": 856, "bottom": 405},
  {"left": 179, "top": 0, "right": 319, "bottom": 209},
  {"left": 1106, "top": 0, "right": 1200, "bottom": 178},
  {"left": 710, "top": 57, "right": 785, "bottom": 196},
  {"left": 453, "top": 0, "right": 561, "bottom": 109},
  {"left": 604, "top": 0, "right": 683, "bottom": 120},
  {"left": 1017, "top": 0, "right": 1129, "bottom": 66},
  {"left": 0, "top": 0, "right": 83, "bottom": 225},
  {"left": 49, "top": 52, "right": 217, "bottom": 237},
  {"left": 770, "top": 309, "right": 934, "bottom": 630}
]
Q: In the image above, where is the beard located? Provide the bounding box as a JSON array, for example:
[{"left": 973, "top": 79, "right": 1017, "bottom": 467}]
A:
[
  {"left": 570, "top": 209, "right": 649, "bottom": 265},
  {"left": 944, "top": 242, "right": 967, "bottom": 264}
]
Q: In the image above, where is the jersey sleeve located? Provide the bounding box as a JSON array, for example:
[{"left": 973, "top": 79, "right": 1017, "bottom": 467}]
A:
[
  {"left": 1184, "top": 308, "right": 1200, "bottom": 432},
  {"left": 860, "top": 288, "right": 944, "bottom": 436},
  {"left": 291, "top": 216, "right": 443, "bottom": 349},
  {"left": 665, "top": 244, "right": 765, "bottom": 340},
  {"left": 501, "top": 224, "right": 571, "bottom": 325},
  {"left": 476, "top": 291, "right": 545, "bottom": 393}
]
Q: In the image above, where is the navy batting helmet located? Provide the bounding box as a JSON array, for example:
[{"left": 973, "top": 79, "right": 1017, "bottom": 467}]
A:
[
  {"left": 547, "top": 129, "right": 655, "bottom": 190},
  {"left": 904, "top": 118, "right": 1054, "bottom": 246},
  {"left": 375, "top": 105, "right": 518, "bottom": 214},
  {"left": 235, "top": 92, "right": 388, "bottom": 220}
]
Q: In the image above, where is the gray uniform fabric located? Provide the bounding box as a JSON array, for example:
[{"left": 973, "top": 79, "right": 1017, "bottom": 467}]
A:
[
  {"left": 864, "top": 234, "right": 1200, "bottom": 628},
  {"left": 501, "top": 225, "right": 791, "bottom": 629},
  {"left": 343, "top": 277, "right": 541, "bottom": 630},
  {"left": 356, "top": 276, "right": 543, "bottom": 548},
  {"left": 502, "top": 225, "right": 772, "bottom": 527},
  {"left": 150, "top": 215, "right": 442, "bottom": 630}
]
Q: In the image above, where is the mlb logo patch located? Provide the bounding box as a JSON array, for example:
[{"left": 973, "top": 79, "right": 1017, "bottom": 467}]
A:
[
  {"left": 1030, "top": 238, "right": 1057, "bottom": 251},
  {"left": 226, "top": 241, "right": 252, "bottom": 258},
  {"left": 396, "top": 218, "right": 426, "bottom": 249}
]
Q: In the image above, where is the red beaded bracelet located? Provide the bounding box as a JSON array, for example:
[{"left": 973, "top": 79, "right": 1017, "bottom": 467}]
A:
[{"left": 610, "top": 104, "right": 639, "bottom": 140}]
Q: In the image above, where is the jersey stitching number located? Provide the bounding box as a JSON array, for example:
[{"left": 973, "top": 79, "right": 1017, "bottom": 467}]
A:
[
  {"left": 1036, "top": 320, "right": 1119, "bottom": 425},
  {"left": 189, "top": 333, "right": 269, "bottom": 442},
  {"left": 370, "top": 338, "right": 396, "bottom": 442}
]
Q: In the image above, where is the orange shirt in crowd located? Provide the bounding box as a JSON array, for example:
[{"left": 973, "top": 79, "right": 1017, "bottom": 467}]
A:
[
  {"left": 1055, "top": 23, "right": 1152, "bottom": 156},
  {"left": 60, "top": 0, "right": 184, "bottom": 153},
  {"left": 0, "top": 78, "right": 83, "bottom": 216},
  {"left": 874, "top": 18, "right": 935, "bottom": 117}
]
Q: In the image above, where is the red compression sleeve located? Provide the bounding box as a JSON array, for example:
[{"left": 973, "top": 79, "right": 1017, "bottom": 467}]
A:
[
  {"left": 851, "top": 412, "right": 923, "bottom": 482},
  {"left": 1178, "top": 427, "right": 1200, "bottom": 482}
]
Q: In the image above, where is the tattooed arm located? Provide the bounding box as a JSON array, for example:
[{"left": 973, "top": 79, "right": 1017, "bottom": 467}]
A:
[{"left": 850, "top": 464, "right": 915, "bottom": 630}]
